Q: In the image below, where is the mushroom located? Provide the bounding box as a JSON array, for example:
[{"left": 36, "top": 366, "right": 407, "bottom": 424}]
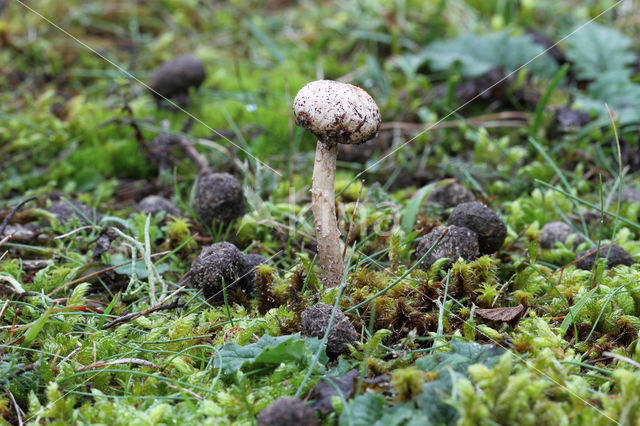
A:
[{"left": 293, "top": 80, "right": 381, "bottom": 288}]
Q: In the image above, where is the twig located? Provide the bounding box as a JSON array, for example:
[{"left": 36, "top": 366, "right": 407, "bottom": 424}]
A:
[
  {"left": 102, "top": 286, "right": 185, "bottom": 329},
  {"left": 0, "top": 274, "right": 25, "bottom": 294},
  {"left": 167, "top": 384, "right": 203, "bottom": 400},
  {"left": 0, "top": 234, "right": 12, "bottom": 248},
  {"left": 6, "top": 386, "right": 25, "bottom": 426},
  {"left": 0, "top": 196, "right": 37, "bottom": 236},
  {"left": 47, "top": 251, "right": 169, "bottom": 297},
  {"left": 77, "top": 357, "right": 162, "bottom": 371},
  {"left": 380, "top": 112, "right": 531, "bottom": 132},
  {"left": 121, "top": 103, "right": 148, "bottom": 149},
  {"left": 603, "top": 351, "right": 640, "bottom": 369},
  {"left": 177, "top": 136, "right": 211, "bottom": 171},
  {"left": 552, "top": 240, "right": 617, "bottom": 277},
  {"left": 0, "top": 299, "right": 9, "bottom": 321},
  {"left": 54, "top": 225, "right": 102, "bottom": 239}
]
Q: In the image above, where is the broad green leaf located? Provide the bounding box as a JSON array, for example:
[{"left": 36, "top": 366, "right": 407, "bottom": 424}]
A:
[
  {"left": 565, "top": 22, "right": 635, "bottom": 80},
  {"left": 416, "top": 340, "right": 504, "bottom": 373},
  {"left": 574, "top": 71, "right": 640, "bottom": 126},
  {"left": 339, "top": 393, "right": 385, "bottom": 426},
  {"left": 214, "top": 333, "right": 326, "bottom": 374},
  {"left": 339, "top": 341, "right": 504, "bottom": 426},
  {"left": 417, "top": 31, "right": 557, "bottom": 78}
]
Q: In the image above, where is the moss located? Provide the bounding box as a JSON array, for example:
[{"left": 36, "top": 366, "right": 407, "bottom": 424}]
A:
[{"left": 390, "top": 366, "right": 425, "bottom": 402}]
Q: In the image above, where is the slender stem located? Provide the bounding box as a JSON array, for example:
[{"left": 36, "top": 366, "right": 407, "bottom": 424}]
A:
[{"left": 311, "top": 141, "right": 343, "bottom": 288}]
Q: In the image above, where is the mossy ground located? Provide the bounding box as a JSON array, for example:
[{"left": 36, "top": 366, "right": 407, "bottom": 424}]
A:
[{"left": 2, "top": 1, "right": 640, "bottom": 424}]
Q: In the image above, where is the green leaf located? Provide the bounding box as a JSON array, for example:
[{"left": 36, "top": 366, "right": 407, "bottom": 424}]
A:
[
  {"left": 565, "top": 22, "right": 635, "bottom": 81},
  {"left": 339, "top": 341, "right": 504, "bottom": 426},
  {"left": 400, "top": 182, "right": 440, "bottom": 234},
  {"left": 97, "top": 292, "right": 119, "bottom": 329},
  {"left": 339, "top": 393, "right": 385, "bottom": 426},
  {"left": 22, "top": 302, "right": 56, "bottom": 347},
  {"left": 416, "top": 340, "right": 504, "bottom": 373},
  {"left": 214, "top": 333, "right": 326, "bottom": 374},
  {"left": 415, "top": 341, "right": 504, "bottom": 424},
  {"left": 377, "top": 404, "right": 432, "bottom": 426},
  {"left": 574, "top": 71, "right": 640, "bottom": 126},
  {"left": 416, "top": 31, "right": 557, "bottom": 78},
  {"left": 560, "top": 286, "right": 599, "bottom": 335}
]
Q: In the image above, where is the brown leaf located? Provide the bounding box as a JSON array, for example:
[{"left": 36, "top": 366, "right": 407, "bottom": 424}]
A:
[{"left": 476, "top": 304, "right": 525, "bottom": 325}]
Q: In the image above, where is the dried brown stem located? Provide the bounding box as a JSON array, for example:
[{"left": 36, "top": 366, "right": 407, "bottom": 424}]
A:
[{"left": 0, "top": 196, "right": 37, "bottom": 237}]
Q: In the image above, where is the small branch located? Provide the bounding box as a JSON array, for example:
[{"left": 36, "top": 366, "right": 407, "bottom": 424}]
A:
[
  {"left": 77, "top": 357, "right": 161, "bottom": 372},
  {"left": 177, "top": 136, "right": 211, "bottom": 171},
  {"left": 54, "top": 225, "right": 102, "bottom": 240},
  {"left": 0, "top": 274, "right": 25, "bottom": 294},
  {"left": 167, "top": 384, "right": 203, "bottom": 400},
  {"left": 380, "top": 112, "right": 531, "bottom": 132},
  {"left": 48, "top": 251, "right": 169, "bottom": 297},
  {"left": 552, "top": 240, "right": 617, "bottom": 277},
  {"left": 0, "top": 196, "right": 37, "bottom": 237},
  {"left": 102, "top": 287, "right": 184, "bottom": 329},
  {"left": 0, "top": 234, "right": 11, "bottom": 248},
  {"left": 121, "top": 104, "right": 148, "bottom": 149},
  {"left": 6, "top": 386, "right": 25, "bottom": 426}
]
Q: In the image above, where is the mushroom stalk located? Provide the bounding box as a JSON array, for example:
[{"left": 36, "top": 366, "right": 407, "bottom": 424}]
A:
[
  {"left": 311, "top": 141, "right": 343, "bottom": 288},
  {"left": 293, "top": 80, "right": 381, "bottom": 288}
]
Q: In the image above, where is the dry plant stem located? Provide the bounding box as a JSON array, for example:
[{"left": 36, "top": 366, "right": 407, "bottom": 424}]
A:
[
  {"left": 0, "top": 274, "right": 25, "bottom": 294},
  {"left": 77, "top": 358, "right": 161, "bottom": 371},
  {"left": 102, "top": 287, "right": 184, "bottom": 329},
  {"left": 47, "top": 251, "right": 169, "bottom": 297},
  {"left": 311, "top": 141, "right": 343, "bottom": 288},
  {"left": 0, "top": 196, "right": 37, "bottom": 236},
  {"left": 177, "top": 136, "right": 211, "bottom": 172}
]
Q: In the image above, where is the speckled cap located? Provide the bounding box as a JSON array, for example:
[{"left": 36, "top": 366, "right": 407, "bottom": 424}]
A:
[{"left": 293, "top": 80, "right": 381, "bottom": 145}]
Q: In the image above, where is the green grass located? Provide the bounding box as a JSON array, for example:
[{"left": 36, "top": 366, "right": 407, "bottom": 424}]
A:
[{"left": 2, "top": 0, "right": 640, "bottom": 424}]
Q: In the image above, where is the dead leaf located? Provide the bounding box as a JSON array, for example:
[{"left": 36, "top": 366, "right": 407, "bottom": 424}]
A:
[{"left": 476, "top": 304, "right": 525, "bottom": 325}]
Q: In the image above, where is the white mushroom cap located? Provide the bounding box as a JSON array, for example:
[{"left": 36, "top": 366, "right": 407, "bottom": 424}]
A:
[{"left": 293, "top": 80, "right": 381, "bottom": 145}]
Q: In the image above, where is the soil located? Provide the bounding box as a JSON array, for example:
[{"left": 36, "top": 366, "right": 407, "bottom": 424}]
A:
[
  {"left": 192, "top": 172, "right": 246, "bottom": 227},
  {"left": 189, "top": 242, "right": 247, "bottom": 303},
  {"left": 426, "top": 182, "right": 476, "bottom": 210},
  {"left": 575, "top": 244, "right": 635, "bottom": 270},
  {"left": 139, "top": 195, "right": 180, "bottom": 216},
  {"left": 447, "top": 201, "right": 506, "bottom": 255},
  {"left": 539, "top": 221, "right": 583, "bottom": 249},
  {"left": 257, "top": 397, "right": 318, "bottom": 426},
  {"left": 148, "top": 55, "right": 206, "bottom": 102},
  {"left": 416, "top": 225, "right": 479, "bottom": 270},
  {"left": 301, "top": 303, "right": 358, "bottom": 358}
]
